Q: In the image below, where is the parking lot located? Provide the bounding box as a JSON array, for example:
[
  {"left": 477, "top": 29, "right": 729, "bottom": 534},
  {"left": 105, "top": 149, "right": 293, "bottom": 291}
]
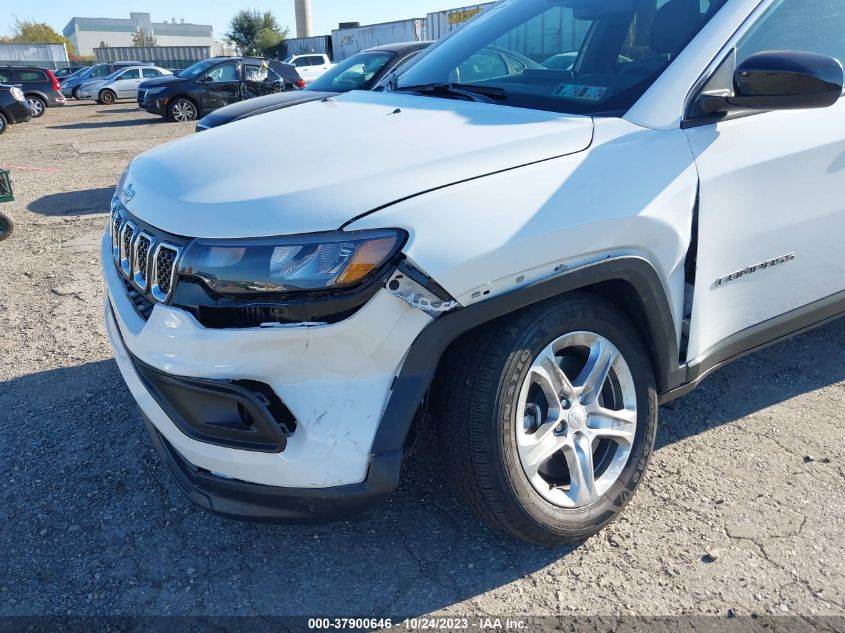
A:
[{"left": 0, "top": 100, "right": 844, "bottom": 618}]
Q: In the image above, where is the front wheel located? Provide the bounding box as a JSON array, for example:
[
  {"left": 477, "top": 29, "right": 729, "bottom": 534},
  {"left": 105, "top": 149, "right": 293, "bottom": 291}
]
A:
[
  {"left": 0, "top": 112, "right": 7, "bottom": 134},
  {"left": 168, "top": 98, "right": 197, "bottom": 122},
  {"left": 99, "top": 90, "right": 116, "bottom": 105},
  {"left": 437, "top": 293, "right": 658, "bottom": 545},
  {"left": 27, "top": 96, "right": 46, "bottom": 118}
]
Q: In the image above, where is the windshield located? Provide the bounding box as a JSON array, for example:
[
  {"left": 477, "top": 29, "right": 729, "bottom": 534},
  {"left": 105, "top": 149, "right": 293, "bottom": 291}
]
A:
[
  {"left": 178, "top": 59, "right": 219, "bottom": 79},
  {"left": 309, "top": 51, "right": 394, "bottom": 92},
  {"left": 397, "top": 0, "right": 727, "bottom": 115}
]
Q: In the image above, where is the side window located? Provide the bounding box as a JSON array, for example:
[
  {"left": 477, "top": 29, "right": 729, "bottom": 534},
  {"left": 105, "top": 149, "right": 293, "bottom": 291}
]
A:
[
  {"left": 244, "top": 64, "right": 269, "bottom": 82},
  {"left": 0, "top": 69, "right": 13, "bottom": 82},
  {"left": 93, "top": 66, "right": 111, "bottom": 78},
  {"left": 458, "top": 49, "right": 509, "bottom": 82},
  {"left": 309, "top": 56, "right": 323, "bottom": 66},
  {"left": 294, "top": 57, "right": 311, "bottom": 68},
  {"left": 119, "top": 69, "right": 141, "bottom": 80},
  {"left": 737, "top": 0, "right": 845, "bottom": 67},
  {"left": 142, "top": 68, "right": 160, "bottom": 79},
  {"left": 205, "top": 63, "right": 240, "bottom": 82},
  {"left": 16, "top": 70, "right": 47, "bottom": 82}
]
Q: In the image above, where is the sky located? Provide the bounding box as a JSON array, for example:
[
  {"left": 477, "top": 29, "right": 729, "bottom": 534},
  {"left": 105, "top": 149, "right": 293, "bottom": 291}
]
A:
[{"left": 1, "top": 1, "right": 471, "bottom": 39}]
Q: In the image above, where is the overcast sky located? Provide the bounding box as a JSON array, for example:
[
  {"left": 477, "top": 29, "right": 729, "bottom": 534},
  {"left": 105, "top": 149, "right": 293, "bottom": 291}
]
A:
[{"left": 2, "top": 1, "right": 473, "bottom": 39}]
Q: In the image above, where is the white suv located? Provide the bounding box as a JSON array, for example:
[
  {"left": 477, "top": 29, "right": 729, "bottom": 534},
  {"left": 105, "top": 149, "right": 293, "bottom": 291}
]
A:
[{"left": 103, "top": 0, "right": 845, "bottom": 544}]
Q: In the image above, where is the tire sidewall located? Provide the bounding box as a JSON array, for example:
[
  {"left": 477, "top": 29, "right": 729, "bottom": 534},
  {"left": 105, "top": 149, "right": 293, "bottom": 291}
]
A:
[
  {"left": 495, "top": 297, "right": 658, "bottom": 539},
  {"left": 101, "top": 90, "right": 115, "bottom": 104},
  {"left": 0, "top": 112, "right": 7, "bottom": 134}
]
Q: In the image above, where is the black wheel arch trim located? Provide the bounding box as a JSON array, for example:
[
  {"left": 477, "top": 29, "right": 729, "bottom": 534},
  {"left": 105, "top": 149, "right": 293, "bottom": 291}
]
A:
[{"left": 371, "top": 255, "right": 684, "bottom": 455}]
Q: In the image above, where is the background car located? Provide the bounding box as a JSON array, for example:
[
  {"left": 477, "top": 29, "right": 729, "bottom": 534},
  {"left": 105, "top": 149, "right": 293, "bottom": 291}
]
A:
[
  {"left": 0, "top": 67, "right": 65, "bottom": 118},
  {"left": 52, "top": 66, "right": 86, "bottom": 80},
  {"left": 282, "top": 53, "right": 336, "bottom": 85},
  {"left": 0, "top": 83, "right": 32, "bottom": 134},
  {"left": 78, "top": 66, "right": 172, "bottom": 104},
  {"left": 138, "top": 57, "right": 303, "bottom": 122},
  {"left": 61, "top": 61, "right": 151, "bottom": 100},
  {"left": 197, "top": 42, "right": 432, "bottom": 131}
]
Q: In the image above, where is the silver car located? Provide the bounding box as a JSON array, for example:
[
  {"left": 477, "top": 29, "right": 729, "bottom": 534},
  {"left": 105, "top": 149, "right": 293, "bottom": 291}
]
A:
[{"left": 78, "top": 66, "right": 172, "bottom": 104}]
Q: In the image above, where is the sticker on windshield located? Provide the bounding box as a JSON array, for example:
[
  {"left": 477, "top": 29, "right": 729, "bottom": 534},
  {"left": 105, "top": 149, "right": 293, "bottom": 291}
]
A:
[{"left": 552, "top": 83, "right": 608, "bottom": 101}]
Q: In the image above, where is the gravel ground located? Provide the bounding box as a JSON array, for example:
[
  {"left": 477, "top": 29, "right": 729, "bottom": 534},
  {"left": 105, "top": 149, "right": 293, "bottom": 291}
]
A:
[{"left": 0, "top": 101, "right": 843, "bottom": 619}]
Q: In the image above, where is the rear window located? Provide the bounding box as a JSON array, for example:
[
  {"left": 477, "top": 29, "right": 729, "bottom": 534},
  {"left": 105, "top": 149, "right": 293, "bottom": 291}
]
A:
[{"left": 15, "top": 69, "right": 47, "bottom": 82}]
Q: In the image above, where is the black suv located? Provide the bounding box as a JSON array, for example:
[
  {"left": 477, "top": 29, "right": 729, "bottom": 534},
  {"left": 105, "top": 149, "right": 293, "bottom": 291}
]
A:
[
  {"left": 0, "top": 67, "right": 65, "bottom": 118},
  {"left": 138, "top": 57, "right": 304, "bottom": 122},
  {"left": 0, "top": 83, "right": 32, "bottom": 133}
]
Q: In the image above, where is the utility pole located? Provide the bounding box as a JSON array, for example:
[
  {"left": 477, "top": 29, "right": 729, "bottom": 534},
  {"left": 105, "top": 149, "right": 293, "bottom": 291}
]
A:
[{"left": 295, "top": 0, "right": 313, "bottom": 38}]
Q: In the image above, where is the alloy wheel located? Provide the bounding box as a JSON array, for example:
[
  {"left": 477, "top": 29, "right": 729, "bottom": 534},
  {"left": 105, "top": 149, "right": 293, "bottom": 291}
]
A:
[
  {"left": 516, "top": 331, "right": 637, "bottom": 508},
  {"left": 27, "top": 98, "right": 44, "bottom": 117},
  {"left": 171, "top": 100, "right": 197, "bottom": 122}
]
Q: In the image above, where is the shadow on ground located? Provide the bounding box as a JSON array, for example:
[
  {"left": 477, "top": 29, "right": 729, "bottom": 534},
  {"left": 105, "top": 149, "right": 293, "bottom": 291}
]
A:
[
  {"left": 48, "top": 117, "right": 163, "bottom": 130},
  {"left": 28, "top": 188, "right": 114, "bottom": 216},
  {"left": 0, "top": 318, "right": 842, "bottom": 616}
]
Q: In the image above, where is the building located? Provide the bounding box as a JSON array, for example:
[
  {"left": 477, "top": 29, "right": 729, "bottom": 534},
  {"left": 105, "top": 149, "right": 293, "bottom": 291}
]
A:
[{"left": 62, "top": 12, "right": 214, "bottom": 57}]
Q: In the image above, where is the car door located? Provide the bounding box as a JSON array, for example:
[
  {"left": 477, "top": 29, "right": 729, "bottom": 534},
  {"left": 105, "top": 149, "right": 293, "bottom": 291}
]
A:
[
  {"left": 684, "top": 0, "right": 845, "bottom": 362},
  {"left": 113, "top": 69, "right": 142, "bottom": 98},
  {"left": 199, "top": 61, "right": 242, "bottom": 110},
  {"left": 242, "top": 62, "right": 284, "bottom": 98}
]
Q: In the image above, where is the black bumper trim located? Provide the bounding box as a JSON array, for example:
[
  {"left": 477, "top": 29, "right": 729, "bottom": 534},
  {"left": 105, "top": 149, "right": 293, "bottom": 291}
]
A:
[{"left": 144, "top": 417, "right": 402, "bottom": 523}]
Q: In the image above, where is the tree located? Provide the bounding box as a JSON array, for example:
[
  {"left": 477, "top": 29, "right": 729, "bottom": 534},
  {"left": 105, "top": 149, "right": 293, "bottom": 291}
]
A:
[
  {"left": 132, "top": 29, "right": 158, "bottom": 47},
  {"left": 227, "top": 9, "right": 288, "bottom": 56},
  {"left": 3, "top": 18, "right": 75, "bottom": 57}
]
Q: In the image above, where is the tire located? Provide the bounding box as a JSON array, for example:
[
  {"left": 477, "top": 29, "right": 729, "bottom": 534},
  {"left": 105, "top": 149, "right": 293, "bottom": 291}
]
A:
[
  {"left": 0, "top": 112, "right": 7, "bottom": 134},
  {"left": 27, "top": 96, "right": 46, "bottom": 118},
  {"left": 72, "top": 87, "right": 81, "bottom": 100},
  {"left": 436, "top": 293, "right": 658, "bottom": 545},
  {"left": 99, "top": 90, "right": 116, "bottom": 105},
  {"left": 168, "top": 98, "right": 198, "bottom": 122},
  {"left": 0, "top": 213, "right": 14, "bottom": 241}
]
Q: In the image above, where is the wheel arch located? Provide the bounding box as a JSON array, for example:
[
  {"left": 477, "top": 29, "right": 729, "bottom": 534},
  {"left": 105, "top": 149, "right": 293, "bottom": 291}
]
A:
[{"left": 370, "top": 256, "right": 684, "bottom": 457}]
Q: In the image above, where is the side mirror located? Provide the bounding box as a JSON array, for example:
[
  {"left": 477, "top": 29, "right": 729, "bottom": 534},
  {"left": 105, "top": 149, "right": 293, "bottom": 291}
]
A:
[{"left": 699, "top": 50, "right": 843, "bottom": 115}]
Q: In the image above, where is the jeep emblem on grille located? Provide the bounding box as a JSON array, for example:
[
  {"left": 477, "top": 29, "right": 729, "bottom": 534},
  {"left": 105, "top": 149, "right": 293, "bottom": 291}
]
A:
[{"left": 122, "top": 184, "right": 136, "bottom": 204}]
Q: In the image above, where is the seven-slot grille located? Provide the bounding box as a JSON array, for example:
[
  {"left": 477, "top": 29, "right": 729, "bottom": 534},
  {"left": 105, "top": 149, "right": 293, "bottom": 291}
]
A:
[{"left": 111, "top": 207, "right": 184, "bottom": 312}]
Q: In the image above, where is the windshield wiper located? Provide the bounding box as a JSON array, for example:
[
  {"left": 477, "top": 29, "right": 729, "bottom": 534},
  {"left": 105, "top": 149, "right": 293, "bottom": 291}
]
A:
[{"left": 396, "top": 82, "right": 508, "bottom": 104}]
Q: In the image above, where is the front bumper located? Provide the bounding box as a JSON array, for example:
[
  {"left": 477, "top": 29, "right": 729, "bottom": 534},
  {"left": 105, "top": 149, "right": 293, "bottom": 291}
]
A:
[
  {"left": 102, "top": 233, "right": 432, "bottom": 518},
  {"left": 137, "top": 92, "right": 166, "bottom": 115},
  {"left": 144, "top": 415, "right": 402, "bottom": 522}
]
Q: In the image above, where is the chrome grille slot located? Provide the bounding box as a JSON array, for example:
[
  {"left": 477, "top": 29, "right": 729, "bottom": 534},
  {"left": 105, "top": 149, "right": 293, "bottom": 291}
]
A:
[
  {"left": 152, "top": 244, "right": 182, "bottom": 303},
  {"left": 111, "top": 210, "right": 123, "bottom": 261},
  {"left": 132, "top": 233, "right": 154, "bottom": 291},
  {"left": 119, "top": 221, "right": 138, "bottom": 277},
  {"left": 108, "top": 205, "right": 186, "bottom": 319}
]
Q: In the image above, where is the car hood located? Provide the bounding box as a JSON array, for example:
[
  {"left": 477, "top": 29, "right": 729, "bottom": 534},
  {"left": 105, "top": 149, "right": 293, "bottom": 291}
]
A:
[
  {"left": 124, "top": 90, "right": 594, "bottom": 238},
  {"left": 197, "top": 90, "right": 337, "bottom": 129},
  {"left": 140, "top": 74, "right": 184, "bottom": 89},
  {"left": 80, "top": 79, "right": 107, "bottom": 90}
]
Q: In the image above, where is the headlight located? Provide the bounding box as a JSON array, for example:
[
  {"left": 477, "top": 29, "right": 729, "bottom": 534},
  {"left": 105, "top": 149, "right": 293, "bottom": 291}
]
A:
[
  {"left": 178, "top": 229, "right": 406, "bottom": 295},
  {"left": 144, "top": 87, "right": 166, "bottom": 95}
]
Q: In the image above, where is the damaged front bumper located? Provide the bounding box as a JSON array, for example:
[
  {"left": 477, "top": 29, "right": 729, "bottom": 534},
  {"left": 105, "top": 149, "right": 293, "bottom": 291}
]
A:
[{"left": 102, "top": 232, "right": 436, "bottom": 520}]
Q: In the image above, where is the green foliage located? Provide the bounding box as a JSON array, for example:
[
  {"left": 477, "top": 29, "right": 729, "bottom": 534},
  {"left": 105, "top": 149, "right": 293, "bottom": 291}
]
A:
[
  {"left": 3, "top": 18, "right": 76, "bottom": 56},
  {"left": 227, "top": 9, "right": 288, "bottom": 56},
  {"left": 132, "top": 30, "right": 158, "bottom": 47}
]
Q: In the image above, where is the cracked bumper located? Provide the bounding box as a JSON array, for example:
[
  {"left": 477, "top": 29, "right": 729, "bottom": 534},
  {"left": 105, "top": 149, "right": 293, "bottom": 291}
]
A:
[
  {"left": 144, "top": 415, "right": 403, "bottom": 522},
  {"left": 102, "top": 233, "right": 432, "bottom": 504}
]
